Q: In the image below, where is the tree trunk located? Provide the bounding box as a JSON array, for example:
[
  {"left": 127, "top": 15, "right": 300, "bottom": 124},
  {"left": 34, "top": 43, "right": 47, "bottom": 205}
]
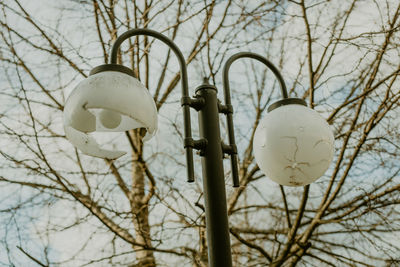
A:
[{"left": 130, "top": 131, "right": 156, "bottom": 267}]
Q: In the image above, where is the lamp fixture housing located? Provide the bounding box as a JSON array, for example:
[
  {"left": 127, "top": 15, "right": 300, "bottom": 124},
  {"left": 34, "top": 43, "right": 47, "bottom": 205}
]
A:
[{"left": 63, "top": 64, "right": 158, "bottom": 159}]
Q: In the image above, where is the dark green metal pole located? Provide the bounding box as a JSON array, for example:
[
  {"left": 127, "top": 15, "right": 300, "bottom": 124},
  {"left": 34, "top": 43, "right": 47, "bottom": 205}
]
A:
[
  {"left": 92, "top": 28, "right": 309, "bottom": 267},
  {"left": 110, "top": 29, "right": 233, "bottom": 266},
  {"left": 107, "top": 30, "right": 304, "bottom": 266},
  {"left": 195, "top": 81, "right": 233, "bottom": 267}
]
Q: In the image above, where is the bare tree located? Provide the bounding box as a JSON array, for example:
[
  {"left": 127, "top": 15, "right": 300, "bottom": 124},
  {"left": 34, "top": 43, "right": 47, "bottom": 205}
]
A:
[{"left": 0, "top": 0, "right": 399, "bottom": 266}]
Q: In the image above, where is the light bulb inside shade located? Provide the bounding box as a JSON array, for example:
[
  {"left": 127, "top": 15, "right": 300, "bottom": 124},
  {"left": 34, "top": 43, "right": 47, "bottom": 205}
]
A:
[
  {"left": 253, "top": 104, "right": 334, "bottom": 186},
  {"left": 99, "top": 109, "right": 122, "bottom": 129}
]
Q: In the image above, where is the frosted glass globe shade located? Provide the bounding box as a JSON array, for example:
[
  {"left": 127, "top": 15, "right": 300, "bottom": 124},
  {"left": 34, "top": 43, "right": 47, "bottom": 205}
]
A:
[
  {"left": 253, "top": 104, "right": 334, "bottom": 186},
  {"left": 63, "top": 68, "right": 158, "bottom": 159}
]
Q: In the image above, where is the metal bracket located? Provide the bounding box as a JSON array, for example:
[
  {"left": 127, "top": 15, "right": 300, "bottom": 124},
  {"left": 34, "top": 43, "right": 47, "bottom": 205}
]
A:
[
  {"left": 184, "top": 137, "right": 207, "bottom": 155},
  {"left": 218, "top": 102, "right": 233, "bottom": 114},
  {"left": 221, "top": 142, "right": 239, "bottom": 187},
  {"left": 221, "top": 142, "right": 237, "bottom": 155},
  {"left": 181, "top": 96, "right": 205, "bottom": 111}
]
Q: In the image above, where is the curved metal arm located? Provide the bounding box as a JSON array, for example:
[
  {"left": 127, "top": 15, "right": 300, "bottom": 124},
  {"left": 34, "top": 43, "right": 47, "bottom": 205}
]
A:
[
  {"left": 222, "top": 52, "right": 289, "bottom": 187},
  {"left": 223, "top": 52, "right": 289, "bottom": 101},
  {"left": 110, "top": 29, "right": 196, "bottom": 182}
]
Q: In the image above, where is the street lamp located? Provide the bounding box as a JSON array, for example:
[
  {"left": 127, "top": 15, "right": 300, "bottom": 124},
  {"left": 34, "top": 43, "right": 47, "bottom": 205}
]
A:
[
  {"left": 63, "top": 29, "right": 334, "bottom": 267},
  {"left": 63, "top": 64, "right": 158, "bottom": 159}
]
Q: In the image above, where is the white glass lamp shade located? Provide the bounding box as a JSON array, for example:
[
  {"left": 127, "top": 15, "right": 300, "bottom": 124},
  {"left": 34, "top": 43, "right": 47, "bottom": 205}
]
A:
[
  {"left": 253, "top": 104, "right": 334, "bottom": 186},
  {"left": 63, "top": 69, "right": 158, "bottom": 159}
]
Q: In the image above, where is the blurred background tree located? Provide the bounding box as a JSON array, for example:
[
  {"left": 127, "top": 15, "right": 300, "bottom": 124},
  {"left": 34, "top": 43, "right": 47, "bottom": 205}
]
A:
[{"left": 0, "top": 0, "right": 399, "bottom": 266}]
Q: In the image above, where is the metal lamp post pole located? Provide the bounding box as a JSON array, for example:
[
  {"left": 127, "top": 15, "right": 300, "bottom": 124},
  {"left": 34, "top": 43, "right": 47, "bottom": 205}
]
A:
[
  {"left": 109, "top": 29, "right": 299, "bottom": 267},
  {"left": 195, "top": 81, "right": 233, "bottom": 266},
  {"left": 110, "top": 29, "right": 233, "bottom": 267}
]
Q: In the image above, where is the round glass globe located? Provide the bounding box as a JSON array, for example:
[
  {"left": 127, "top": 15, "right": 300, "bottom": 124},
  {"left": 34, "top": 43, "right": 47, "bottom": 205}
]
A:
[{"left": 253, "top": 104, "right": 334, "bottom": 186}]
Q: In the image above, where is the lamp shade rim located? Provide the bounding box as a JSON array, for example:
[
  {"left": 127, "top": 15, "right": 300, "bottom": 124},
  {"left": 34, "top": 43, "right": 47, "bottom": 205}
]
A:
[
  {"left": 89, "top": 64, "right": 136, "bottom": 78},
  {"left": 267, "top": 98, "right": 307, "bottom": 112}
]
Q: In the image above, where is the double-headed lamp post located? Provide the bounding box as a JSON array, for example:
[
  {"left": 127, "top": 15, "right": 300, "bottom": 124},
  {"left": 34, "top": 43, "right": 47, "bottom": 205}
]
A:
[{"left": 63, "top": 29, "right": 334, "bottom": 267}]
